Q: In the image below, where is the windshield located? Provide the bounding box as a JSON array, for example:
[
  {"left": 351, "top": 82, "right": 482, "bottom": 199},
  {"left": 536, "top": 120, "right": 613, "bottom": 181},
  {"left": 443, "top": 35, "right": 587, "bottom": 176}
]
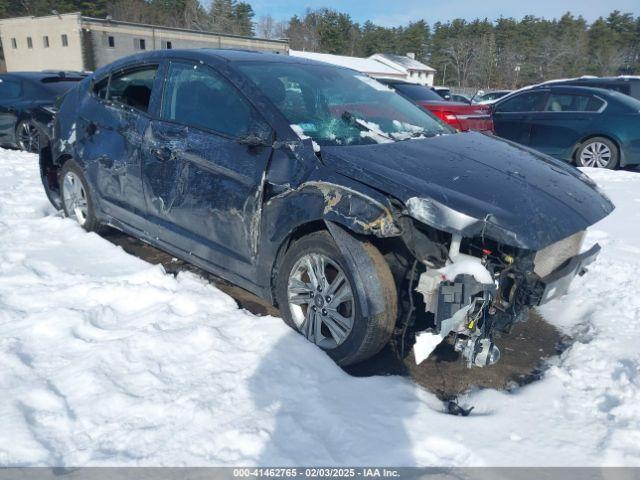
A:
[{"left": 238, "top": 62, "right": 450, "bottom": 147}]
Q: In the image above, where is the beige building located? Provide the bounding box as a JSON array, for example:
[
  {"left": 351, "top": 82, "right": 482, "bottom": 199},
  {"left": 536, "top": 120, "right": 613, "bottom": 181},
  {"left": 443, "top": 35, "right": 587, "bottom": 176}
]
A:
[{"left": 0, "top": 13, "right": 289, "bottom": 72}]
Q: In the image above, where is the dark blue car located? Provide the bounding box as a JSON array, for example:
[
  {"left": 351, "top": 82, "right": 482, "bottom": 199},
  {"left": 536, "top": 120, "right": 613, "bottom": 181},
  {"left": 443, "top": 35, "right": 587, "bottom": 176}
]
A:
[
  {"left": 41, "top": 50, "right": 612, "bottom": 368},
  {"left": 0, "top": 71, "right": 85, "bottom": 153},
  {"left": 492, "top": 85, "right": 640, "bottom": 169}
]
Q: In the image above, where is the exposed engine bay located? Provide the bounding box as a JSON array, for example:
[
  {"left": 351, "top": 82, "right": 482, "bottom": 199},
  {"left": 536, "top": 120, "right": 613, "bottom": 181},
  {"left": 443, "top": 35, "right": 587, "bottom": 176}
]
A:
[{"left": 403, "top": 226, "right": 600, "bottom": 368}]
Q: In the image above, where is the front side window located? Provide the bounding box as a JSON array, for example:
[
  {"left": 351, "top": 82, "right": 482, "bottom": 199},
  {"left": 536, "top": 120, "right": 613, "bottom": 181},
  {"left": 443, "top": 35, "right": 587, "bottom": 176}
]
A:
[
  {"left": 238, "top": 62, "right": 450, "bottom": 147},
  {"left": 107, "top": 66, "right": 158, "bottom": 112},
  {"left": 161, "top": 62, "right": 256, "bottom": 138},
  {"left": 495, "top": 91, "right": 547, "bottom": 113},
  {"left": 0, "top": 77, "right": 22, "bottom": 100},
  {"left": 546, "top": 93, "right": 604, "bottom": 112},
  {"left": 93, "top": 77, "right": 109, "bottom": 99}
]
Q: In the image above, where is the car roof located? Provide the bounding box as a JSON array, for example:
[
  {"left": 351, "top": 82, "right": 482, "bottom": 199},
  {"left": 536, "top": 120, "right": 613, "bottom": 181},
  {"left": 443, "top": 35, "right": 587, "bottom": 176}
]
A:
[
  {"left": 535, "top": 84, "right": 618, "bottom": 96},
  {"left": 553, "top": 76, "right": 640, "bottom": 84},
  {"left": 92, "top": 49, "right": 356, "bottom": 79},
  {"left": 1, "top": 71, "right": 85, "bottom": 80},
  {"left": 110, "top": 49, "right": 341, "bottom": 68}
]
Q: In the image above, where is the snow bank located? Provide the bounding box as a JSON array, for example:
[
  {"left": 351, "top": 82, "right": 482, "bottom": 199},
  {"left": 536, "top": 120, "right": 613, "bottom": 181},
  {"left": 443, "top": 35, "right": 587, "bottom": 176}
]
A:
[{"left": 1, "top": 149, "right": 639, "bottom": 466}]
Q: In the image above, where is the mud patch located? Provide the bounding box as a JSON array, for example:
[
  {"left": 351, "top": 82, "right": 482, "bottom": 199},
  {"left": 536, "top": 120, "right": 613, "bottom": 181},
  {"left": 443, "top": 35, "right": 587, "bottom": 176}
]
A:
[{"left": 103, "top": 228, "right": 567, "bottom": 399}]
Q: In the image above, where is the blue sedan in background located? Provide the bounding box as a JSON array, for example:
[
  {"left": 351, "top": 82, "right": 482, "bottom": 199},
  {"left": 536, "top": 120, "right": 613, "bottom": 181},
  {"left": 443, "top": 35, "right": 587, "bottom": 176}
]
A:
[{"left": 492, "top": 85, "right": 640, "bottom": 169}]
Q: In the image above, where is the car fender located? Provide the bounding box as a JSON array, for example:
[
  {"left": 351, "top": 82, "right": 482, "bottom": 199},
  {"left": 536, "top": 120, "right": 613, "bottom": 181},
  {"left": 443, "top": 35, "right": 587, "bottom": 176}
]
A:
[{"left": 258, "top": 175, "right": 402, "bottom": 302}]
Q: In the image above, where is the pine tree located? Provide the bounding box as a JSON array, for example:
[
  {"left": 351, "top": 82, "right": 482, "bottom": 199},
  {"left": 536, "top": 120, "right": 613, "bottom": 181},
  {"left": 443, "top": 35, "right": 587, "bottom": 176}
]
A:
[
  {"left": 233, "top": 2, "right": 254, "bottom": 36},
  {"left": 210, "top": 0, "right": 235, "bottom": 34}
]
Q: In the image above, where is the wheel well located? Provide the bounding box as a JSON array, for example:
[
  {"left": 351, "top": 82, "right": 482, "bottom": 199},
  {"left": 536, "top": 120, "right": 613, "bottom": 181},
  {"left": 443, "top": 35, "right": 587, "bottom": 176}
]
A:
[
  {"left": 41, "top": 152, "right": 72, "bottom": 193},
  {"left": 573, "top": 134, "right": 620, "bottom": 163}
]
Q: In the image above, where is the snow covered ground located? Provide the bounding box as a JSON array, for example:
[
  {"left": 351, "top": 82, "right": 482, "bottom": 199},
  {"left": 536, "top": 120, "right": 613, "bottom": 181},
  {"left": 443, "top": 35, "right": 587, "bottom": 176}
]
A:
[{"left": 1, "top": 148, "right": 639, "bottom": 467}]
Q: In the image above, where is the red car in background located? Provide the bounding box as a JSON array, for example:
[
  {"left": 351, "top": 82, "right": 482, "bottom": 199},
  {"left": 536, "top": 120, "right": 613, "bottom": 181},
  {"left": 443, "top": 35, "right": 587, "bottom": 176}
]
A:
[{"left": 376, "top": 78, "right": 494, "bottom": 133}]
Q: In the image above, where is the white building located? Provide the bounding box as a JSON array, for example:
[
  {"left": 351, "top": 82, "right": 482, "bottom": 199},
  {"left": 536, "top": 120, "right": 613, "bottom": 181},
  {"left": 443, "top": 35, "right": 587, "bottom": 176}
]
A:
[
  {"left": 289, "top": 50, "right": 406, "bottom": 79},
  {"left": 369, "top": 53, "right": 436, "bottom": 86},
  {"left": 289, "top": 50, "right": 436, "bottom": 86}
]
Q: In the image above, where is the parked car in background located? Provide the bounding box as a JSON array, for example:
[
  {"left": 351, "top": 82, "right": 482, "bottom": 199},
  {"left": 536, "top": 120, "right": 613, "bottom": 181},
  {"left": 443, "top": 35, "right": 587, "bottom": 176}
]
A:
[
  {"left": 541, "top": 76, "right": 640, "bottom": 101},
  {"left": 378, "top": 79, "right": 493, "bottom": 132},
  {"left": 432, "top": 86, "right": 451, "bottom": 100},
  {"left": 473, "top": 90, "right": 512, "bottom": 104},
  {"left": 0, "top": 71, "right": 85, "bottom": 153},
  {"left": 450, "top": 93, "right": 472, "bottom": 104},
  {"left": 492, "top": 85, "right": 640, "bottom": 169},
  {"left": 41, "top": 50, "right": 613, "bottom": 369}
]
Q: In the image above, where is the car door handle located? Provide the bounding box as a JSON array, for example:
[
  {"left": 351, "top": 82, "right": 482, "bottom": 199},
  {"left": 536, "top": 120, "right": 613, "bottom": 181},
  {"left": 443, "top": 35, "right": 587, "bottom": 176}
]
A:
[{"left": 150, "top": 146, "right": 174, "bottom": 162}]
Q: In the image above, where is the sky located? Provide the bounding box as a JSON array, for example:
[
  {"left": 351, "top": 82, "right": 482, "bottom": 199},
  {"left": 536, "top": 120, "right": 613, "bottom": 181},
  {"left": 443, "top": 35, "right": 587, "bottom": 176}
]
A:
[{"left": 243, "top": 0, "right": 640, "bottom": 26}]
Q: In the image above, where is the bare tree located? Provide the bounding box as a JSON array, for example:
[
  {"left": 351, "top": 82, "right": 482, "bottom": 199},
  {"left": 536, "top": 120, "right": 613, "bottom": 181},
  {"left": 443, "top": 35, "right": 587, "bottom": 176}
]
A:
[{"left": 444, "top": 36, "right": 478, "bottom": 87}]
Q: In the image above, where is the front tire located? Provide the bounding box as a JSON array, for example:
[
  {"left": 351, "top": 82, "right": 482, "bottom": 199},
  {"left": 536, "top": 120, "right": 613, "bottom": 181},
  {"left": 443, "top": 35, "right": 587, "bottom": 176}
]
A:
[
  {"left": 60, "top": 160, "right": 101, "bottom": 232},
  {"left": 276, "top": 231, "right": 397, "bottom": 366},
  {"left": 575, "top": 137, "right": 619, "bottom": 169}
]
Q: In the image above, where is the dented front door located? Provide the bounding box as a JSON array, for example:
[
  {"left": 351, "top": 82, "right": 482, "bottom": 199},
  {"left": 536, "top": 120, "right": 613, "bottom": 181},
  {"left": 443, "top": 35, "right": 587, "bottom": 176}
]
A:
[{"left": 140, "top": 60, "right": 273, "bottom": 278}]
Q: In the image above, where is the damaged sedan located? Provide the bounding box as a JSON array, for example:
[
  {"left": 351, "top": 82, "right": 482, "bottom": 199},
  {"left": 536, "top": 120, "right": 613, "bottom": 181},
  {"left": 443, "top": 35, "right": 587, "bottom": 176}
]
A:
[{"left": 40, "top": 50, "right": 614, "bottom": 368}]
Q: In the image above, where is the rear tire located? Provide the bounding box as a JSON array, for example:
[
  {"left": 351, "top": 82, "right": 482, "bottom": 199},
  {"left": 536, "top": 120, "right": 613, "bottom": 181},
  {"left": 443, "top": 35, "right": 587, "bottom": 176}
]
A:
[
  {"left": 575, "top": 137, "right": 619, "bottom": 169},
  {"left": 60, "top": 160, "right": 101, "bottom": 232},
  {"left": 276, "top": 231, "right": 397, "bottom": 366},
  {"left": 16, "top": 120, "right": 45, "bottom": 154}
]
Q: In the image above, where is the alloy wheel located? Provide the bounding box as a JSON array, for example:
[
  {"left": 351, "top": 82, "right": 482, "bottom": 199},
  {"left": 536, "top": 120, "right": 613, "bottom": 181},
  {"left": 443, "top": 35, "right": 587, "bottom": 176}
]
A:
[
  {"left": 580, "top": 141, "right": 612, "bottom": 168},
  {"left": 287, "top": 253, "right": 355, "bottom": 349},
  {"left": 62, "top": 171, "right": 89, "bottom": 226},
  {"left": 17, "top": 122, "right": 40, "bottom": 154}
]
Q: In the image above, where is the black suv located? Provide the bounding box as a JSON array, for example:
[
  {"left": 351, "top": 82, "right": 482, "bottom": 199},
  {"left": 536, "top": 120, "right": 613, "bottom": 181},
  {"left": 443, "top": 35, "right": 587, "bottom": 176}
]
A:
[{"left": 543, "top": 76, "right": 640, "bottom": 101}]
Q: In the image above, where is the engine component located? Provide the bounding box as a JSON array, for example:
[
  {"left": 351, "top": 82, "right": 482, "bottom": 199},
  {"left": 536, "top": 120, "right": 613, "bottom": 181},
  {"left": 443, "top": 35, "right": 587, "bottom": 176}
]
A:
[{"left": 455, "top": 336, "right": 501, "bottom": 367}]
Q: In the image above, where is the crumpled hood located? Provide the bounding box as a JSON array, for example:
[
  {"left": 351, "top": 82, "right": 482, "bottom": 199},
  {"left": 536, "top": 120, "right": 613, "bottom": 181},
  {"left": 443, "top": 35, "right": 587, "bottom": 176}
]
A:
[{"left": 321, "top": 132, "right": 614, "bottom": 251}]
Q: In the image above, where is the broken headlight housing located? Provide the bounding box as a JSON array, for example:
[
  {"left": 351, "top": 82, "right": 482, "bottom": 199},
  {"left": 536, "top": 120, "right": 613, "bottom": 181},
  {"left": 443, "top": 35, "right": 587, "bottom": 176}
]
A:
[{"left": 406, "top": 197, "right": 480, "bottom": 234}]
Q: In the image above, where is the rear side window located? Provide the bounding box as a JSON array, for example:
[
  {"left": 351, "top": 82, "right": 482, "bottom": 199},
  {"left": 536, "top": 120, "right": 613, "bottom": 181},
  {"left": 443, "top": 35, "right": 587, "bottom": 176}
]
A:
[
  {"left": 495, "top": 91, "right": 546, "bottom": 113},
  {"left": 107, "top": 67, "right": 158, "bottom": 112},
  {"left": 0, "top": 77, "right": 22, "bottom": 100},
  {"left": 161, "top": 61, "right": 253, "bottom": 138},
  {"left": 546, "top": 93, "right": 604, "bottom": 112},
  {"left": 393, "top": 83, "right": 443, "bottom": 102}
]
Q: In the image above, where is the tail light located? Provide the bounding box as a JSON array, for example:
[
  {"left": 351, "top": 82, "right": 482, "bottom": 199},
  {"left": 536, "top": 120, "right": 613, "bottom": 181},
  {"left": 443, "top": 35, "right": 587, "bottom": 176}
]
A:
[{"left": 430, "top": 110, "right": 464, "bottom": 130}]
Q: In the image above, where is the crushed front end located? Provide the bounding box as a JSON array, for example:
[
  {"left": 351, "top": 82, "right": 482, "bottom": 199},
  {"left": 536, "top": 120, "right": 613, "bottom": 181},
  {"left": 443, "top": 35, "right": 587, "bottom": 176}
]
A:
[{"left": 399, "top": 197, "right": 603, "bottom": 368}]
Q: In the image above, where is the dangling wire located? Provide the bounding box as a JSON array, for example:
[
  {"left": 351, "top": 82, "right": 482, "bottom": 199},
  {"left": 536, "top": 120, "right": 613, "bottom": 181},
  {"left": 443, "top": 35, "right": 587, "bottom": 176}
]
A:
[{"left": 400, "top": 260, "right": 418, "bottom": 360}]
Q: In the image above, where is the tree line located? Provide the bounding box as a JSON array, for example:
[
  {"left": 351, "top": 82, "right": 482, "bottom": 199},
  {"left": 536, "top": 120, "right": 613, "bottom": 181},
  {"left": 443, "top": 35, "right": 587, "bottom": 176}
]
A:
[{"left": 1, "top": 0, "right": 639, "bottom": 88}]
